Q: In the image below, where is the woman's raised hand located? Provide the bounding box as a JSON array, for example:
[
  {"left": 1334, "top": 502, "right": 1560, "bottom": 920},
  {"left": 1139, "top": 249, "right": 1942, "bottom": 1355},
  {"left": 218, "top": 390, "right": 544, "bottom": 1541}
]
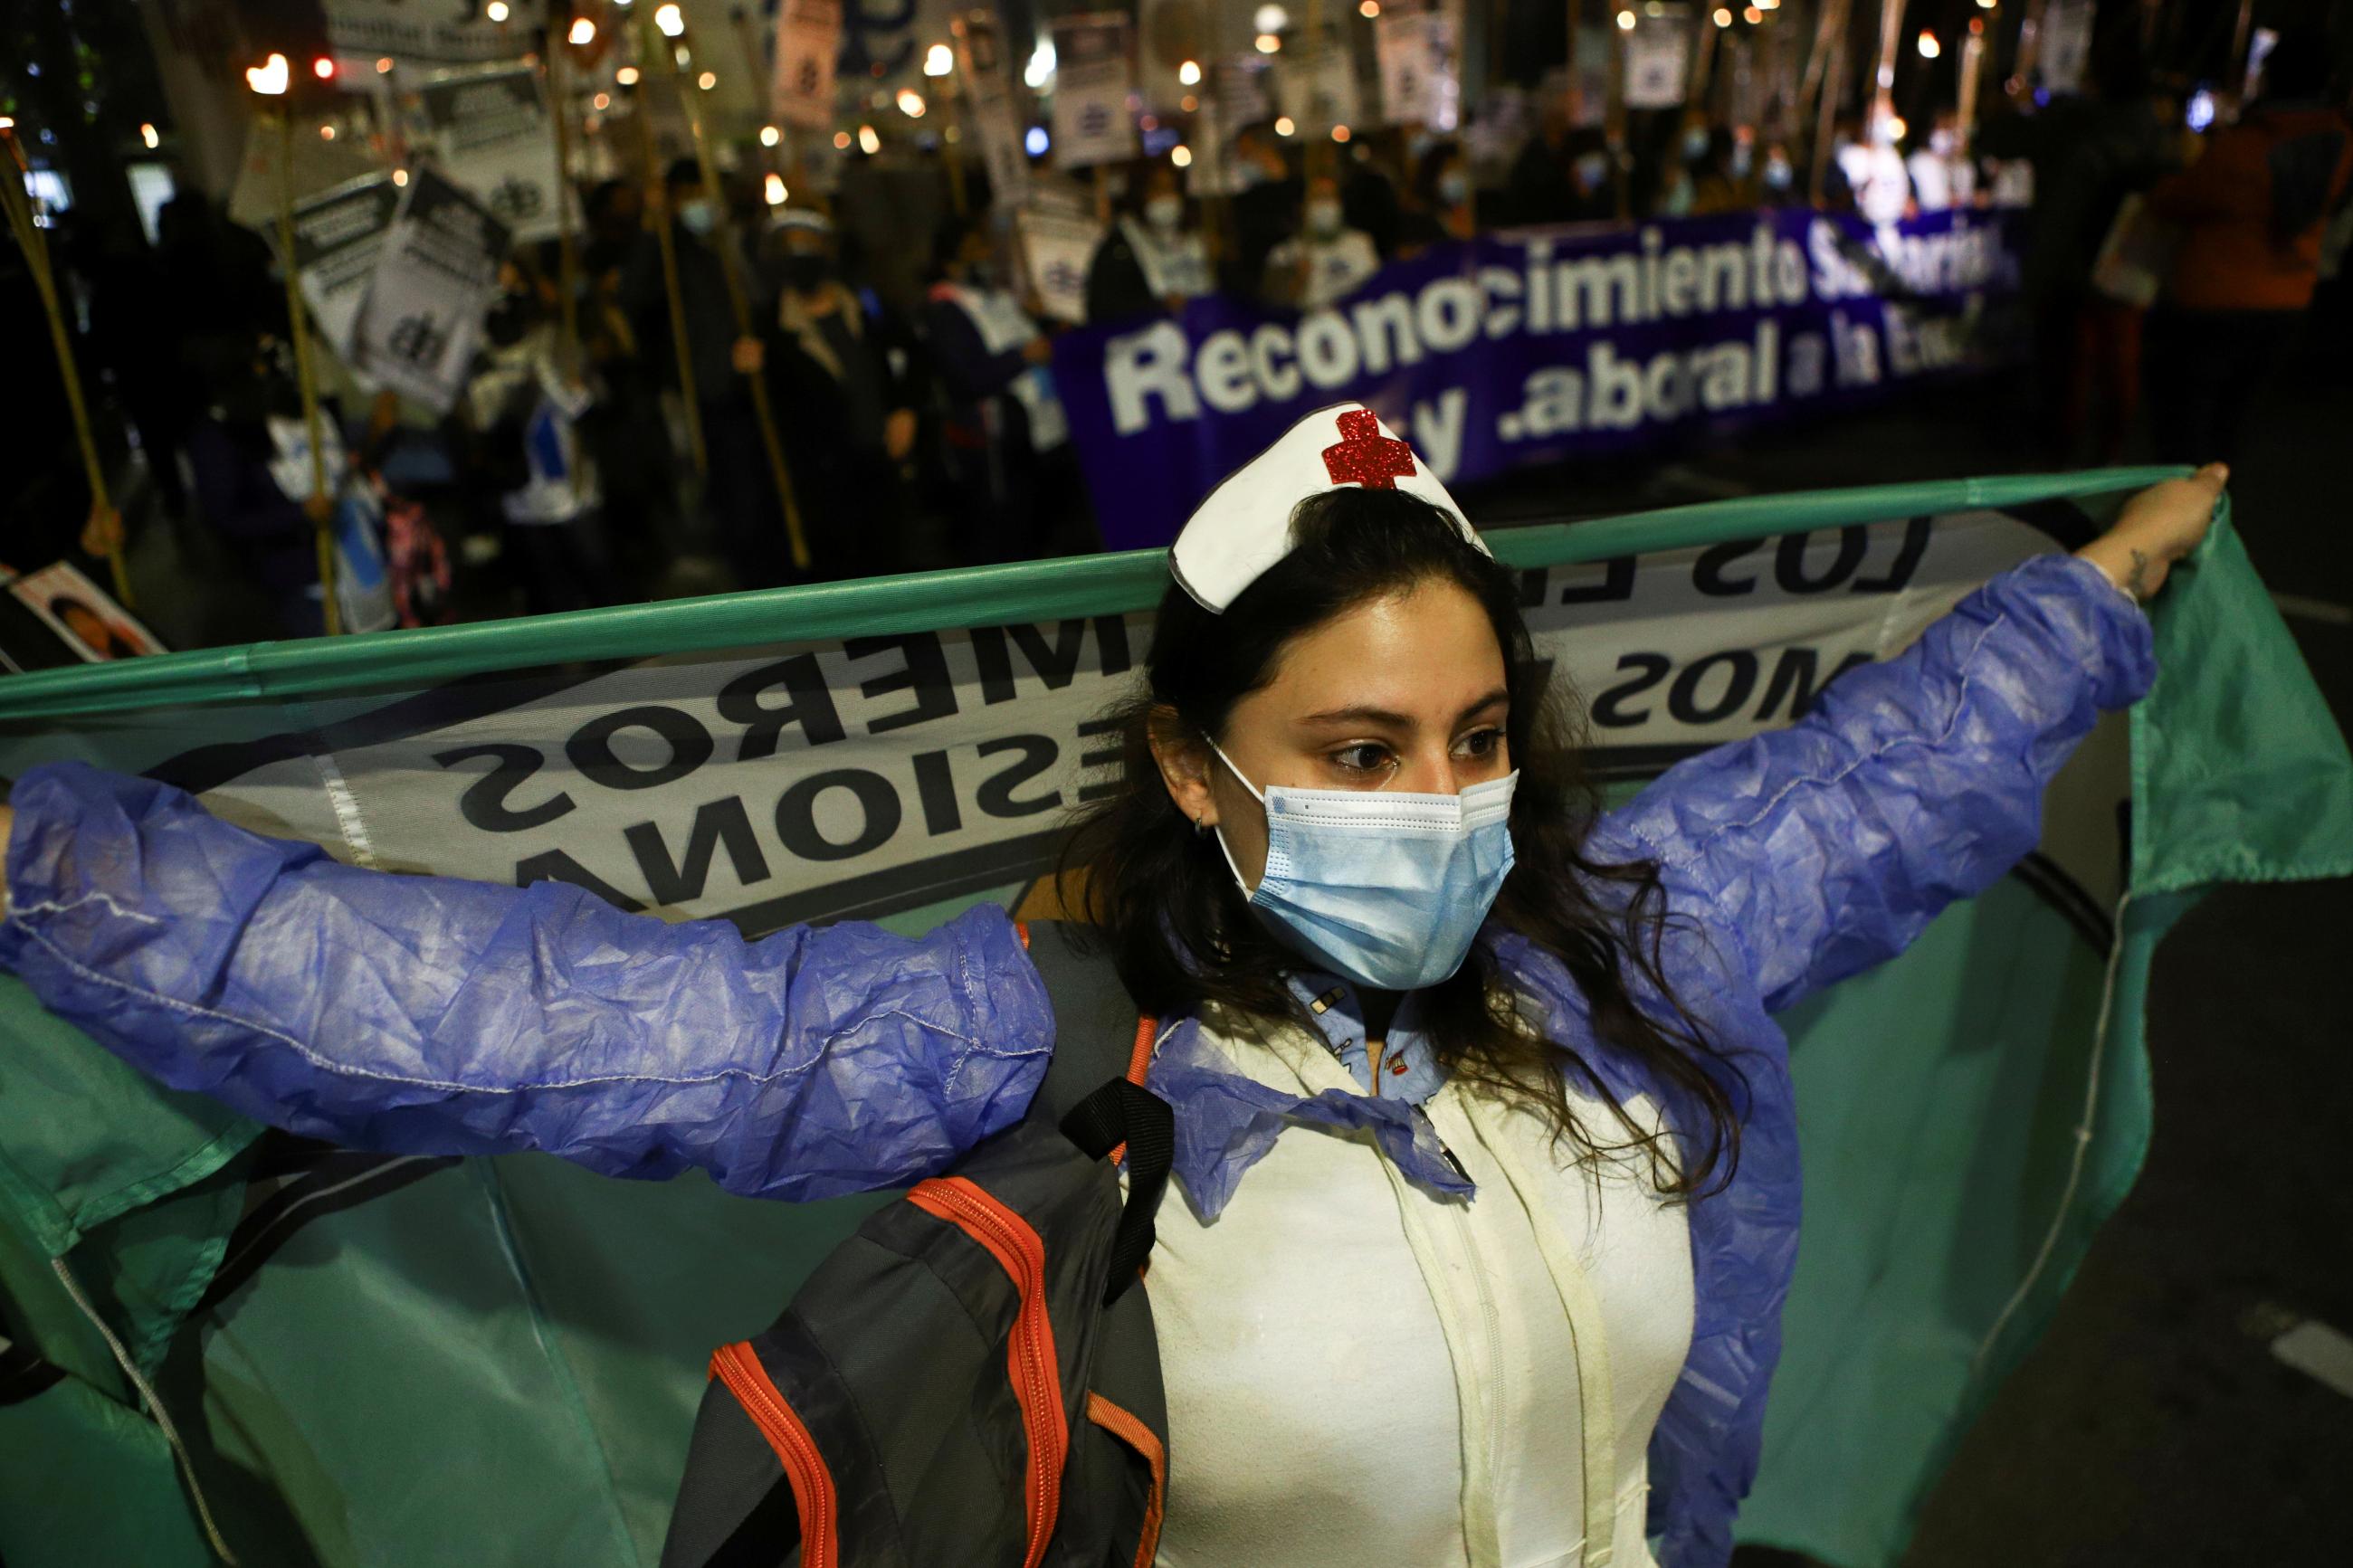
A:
[{"left": 2076, "top": 463, "right": 2230, "bottom": 603}]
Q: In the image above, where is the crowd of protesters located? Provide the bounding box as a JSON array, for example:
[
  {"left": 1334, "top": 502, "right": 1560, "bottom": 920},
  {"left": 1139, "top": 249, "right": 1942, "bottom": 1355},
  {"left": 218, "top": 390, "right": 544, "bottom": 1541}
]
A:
[{"left": 5, "top": 23, "right": 2348, "bottom": 660}]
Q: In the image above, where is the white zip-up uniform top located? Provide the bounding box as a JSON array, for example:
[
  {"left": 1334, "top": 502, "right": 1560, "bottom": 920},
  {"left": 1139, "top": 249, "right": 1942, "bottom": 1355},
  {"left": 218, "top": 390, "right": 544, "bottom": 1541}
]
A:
[{"left": 1148, "top": 1017, "right": 1696, "bottom": 1567}]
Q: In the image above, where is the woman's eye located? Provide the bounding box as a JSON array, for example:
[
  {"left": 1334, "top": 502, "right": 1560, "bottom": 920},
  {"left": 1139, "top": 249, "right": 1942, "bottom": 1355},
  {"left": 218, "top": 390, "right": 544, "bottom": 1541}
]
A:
[
  {"left": 1330, "top": 744, "right": 1395, "bottom": 774},
  {"left": 1454, "top": 727, "right": 1504, "bottom": 760}
]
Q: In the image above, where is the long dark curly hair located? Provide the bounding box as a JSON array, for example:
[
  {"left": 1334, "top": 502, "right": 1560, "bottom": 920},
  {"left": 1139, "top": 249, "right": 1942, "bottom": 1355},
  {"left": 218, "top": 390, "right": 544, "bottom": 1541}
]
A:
[{"left": 1059, "top": 486, "right": 1745, "bottom": 1196}]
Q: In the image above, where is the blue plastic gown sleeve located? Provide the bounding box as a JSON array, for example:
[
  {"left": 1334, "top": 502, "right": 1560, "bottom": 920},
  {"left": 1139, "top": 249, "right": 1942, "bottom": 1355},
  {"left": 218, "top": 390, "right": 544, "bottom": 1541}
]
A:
[
  {"left": 1594, "top": 553, "right": 2156, "bottom": 1014},
  {"left": 0, "top": 762, "right": 1053, "bottom": 1201}
]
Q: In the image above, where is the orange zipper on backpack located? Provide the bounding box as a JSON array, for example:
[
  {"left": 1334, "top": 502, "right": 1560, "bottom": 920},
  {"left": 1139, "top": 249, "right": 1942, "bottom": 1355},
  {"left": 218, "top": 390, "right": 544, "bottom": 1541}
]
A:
[
  {"left": 907, "top": 1175, "right": 1068, "bottom": 1568},
  {"left": 710, "top": 1340, "right": 839, "bottom": 1568}
]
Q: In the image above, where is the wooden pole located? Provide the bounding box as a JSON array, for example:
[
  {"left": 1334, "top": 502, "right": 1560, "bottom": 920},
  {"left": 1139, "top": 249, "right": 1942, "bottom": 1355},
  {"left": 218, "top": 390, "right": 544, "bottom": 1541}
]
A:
[
  {"left": 1809, "top": 0, "right": 1853, "bottom": 204},
  {"left": 0, "top": 122, "right": 134, "bottom": 608},
  {"left": 1606, "top": 9, "right": 1630, "bottom": 223},
  {"left": 1958, "top": 17, "right": 1988, "bottom": 155},
  {"left": 626, "top": 62, "right": 708, "bottom": 473},
  {"left": 943, "top": 67, "right": 970, "bottom": 217},
  {"left": 550, "top": 25, "right": 581, "bottom": 369},
  {"left": 657, "top": 12, "right": 812, "bottom": 572},
  {"left": 1798, "top": 0, "right": 1843, "bottom": 110},
  {"left": 1867, "top": 0, "right": 1903, "bottom": 134},
  {"left": 1691, "top": 16, "right": 1722, "bottom": 116},
  {"left": 272, "top": 106, "right": 341, "bottom": 637}
]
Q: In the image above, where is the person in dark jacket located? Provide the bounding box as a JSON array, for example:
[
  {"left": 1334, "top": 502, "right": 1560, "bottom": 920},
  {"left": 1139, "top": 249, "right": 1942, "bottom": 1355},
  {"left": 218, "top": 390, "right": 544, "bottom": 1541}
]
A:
[
  {"left": 622, "top": 159, "right": 773, "bottom": 583},
  {"left": 1975, "top": 29, "right": 2174, "bottom": 462},
  {"left": 1396, "top": 139, "right": 1477, "bottom": 257},
  {"left": 1084, "top": 160, "right": 1214, "bottom": 325},
  {"left": 1507, "top": 99, "right": 1618, "bottom": 224},
  {"left": 1224, "top": 121, "right": 1303, "bottom": 295},
  {"left": 741, "top": 207, "right": 920, "bottom": 582},
  {"left": 920, "top": 214, "right": 1087, "bottom": 564}
]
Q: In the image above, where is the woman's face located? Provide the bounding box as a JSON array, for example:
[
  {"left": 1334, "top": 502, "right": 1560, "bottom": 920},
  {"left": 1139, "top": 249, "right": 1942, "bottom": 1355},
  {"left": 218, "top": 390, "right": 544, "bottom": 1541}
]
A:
[{"left": 1157, "top": 577, "right": 1511, "bottom": 890}]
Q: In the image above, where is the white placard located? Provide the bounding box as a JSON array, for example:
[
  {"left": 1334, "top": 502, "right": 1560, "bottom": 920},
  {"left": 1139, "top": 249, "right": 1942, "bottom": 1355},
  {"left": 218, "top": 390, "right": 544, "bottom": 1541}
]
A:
[
  {"left": 288, "top": 175, "right": 400, "bottom": 364},
  {"left": 323, "top": 0, "right": 547, "bottom": 64},
  {"left": 2037, "top": 0, "right": 2094, "bottom": 95},
  {"left": 418, "top": 67, "right": 570, "bottom": 243},
  {"left": 1624, "top": 18, "right": 1692, "bottom": 109},
  {"left": 353, "top": 169, "right": 511, "bottom": 415},
  {"left": 956, "top": 11, "right": 1030, "bottom": 204},
  {"left": 772, "top": 0, "right": 844, "bottom": 130},
  {"left": 1376, "top": 13, "right": 1459, "bottom": 130},
  {"left": 1215, "top": 55, "right": 1272, "bottom": 126},
  {"left": 1050, "top": 14, "right": 1139, "bottom": 169},
  {"left": 1016, "top": 207, "right": 1105, "bottom": 325},
  {"left": 1281, "top": 43, "right": 1361, "bottom": 132}
]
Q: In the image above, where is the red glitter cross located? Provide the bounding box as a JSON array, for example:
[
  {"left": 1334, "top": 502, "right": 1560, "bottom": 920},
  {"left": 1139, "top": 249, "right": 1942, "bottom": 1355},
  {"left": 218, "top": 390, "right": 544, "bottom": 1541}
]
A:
[{"left": 1319, "top": 409, "right": 1415, "bottom": 489}]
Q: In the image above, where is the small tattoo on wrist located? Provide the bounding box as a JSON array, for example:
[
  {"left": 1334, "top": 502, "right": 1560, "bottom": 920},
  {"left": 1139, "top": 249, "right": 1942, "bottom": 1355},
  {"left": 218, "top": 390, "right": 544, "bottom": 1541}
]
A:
[{"left": 2121, "top": 547, "right": 2157, "bottom": 603}]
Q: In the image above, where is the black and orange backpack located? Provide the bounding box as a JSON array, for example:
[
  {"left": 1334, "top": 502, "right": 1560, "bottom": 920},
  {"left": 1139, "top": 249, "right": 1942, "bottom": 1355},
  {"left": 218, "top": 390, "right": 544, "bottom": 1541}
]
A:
[{"left": 660, "top": 921, "right": 1176, "bottom": 1568}]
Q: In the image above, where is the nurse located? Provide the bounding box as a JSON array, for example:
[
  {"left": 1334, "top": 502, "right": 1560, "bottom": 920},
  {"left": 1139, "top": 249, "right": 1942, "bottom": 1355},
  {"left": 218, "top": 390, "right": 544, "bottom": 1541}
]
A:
[{"left": 0, "top": 406, "right": 2223, "bottom": 1566}]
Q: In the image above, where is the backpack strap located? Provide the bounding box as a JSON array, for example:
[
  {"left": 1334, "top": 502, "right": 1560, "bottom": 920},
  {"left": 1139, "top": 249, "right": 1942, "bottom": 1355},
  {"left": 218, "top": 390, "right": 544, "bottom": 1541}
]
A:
[
  {"left": 1023, "top": 919, "right": 1153, "bottom": 1125},
  {"left": 1019, "top": 919, "right": 1173, "bottom": 1307}
]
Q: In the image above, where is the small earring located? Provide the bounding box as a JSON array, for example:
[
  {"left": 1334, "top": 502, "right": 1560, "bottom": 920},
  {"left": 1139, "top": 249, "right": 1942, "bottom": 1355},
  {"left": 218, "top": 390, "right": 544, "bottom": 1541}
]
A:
[{"left": 1193, "top": 815, "right": 1209, "bottom": 837}]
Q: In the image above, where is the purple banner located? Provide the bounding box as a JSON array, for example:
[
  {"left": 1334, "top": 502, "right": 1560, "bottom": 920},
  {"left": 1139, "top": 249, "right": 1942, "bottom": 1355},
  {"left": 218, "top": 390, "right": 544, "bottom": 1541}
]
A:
[{"left": 1051, "top": 207, "right": 2026, "bottom": 550}]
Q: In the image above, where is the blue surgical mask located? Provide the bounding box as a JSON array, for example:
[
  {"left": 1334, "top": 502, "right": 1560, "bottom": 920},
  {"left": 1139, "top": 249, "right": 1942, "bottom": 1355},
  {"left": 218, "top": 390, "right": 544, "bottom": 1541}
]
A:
[
  {"left": 679, "top": 200, "right": 717, "bottom": 238},
  {"left": 1210, "top": 743, "right": 1519, "bottom": 992}
]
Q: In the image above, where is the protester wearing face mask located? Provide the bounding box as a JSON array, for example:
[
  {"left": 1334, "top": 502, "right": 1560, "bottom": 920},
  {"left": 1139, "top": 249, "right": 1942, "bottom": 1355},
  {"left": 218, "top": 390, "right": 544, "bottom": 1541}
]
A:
[
  {"left": 1691, "top": 128, "right": 1763, "bottom": 215},
  {"left": 621, "top": 159, "right": 776, "bottom": 584},
  {"left": 1758, "top": 141, "right": 1802, "bottom": 207},
  {"left": 1564, "top": 128, "right": 1622, "bottom": 223},
  {"left": 1655, "top": 115, "right": 1711, "bottom": 217},
  {"left": 1906, "top": 113, "right": 1977, "bottom": 213},
  {"left": 1835, "top": 113, "right": 1916, "bottom": 227},
  {"left": 1224, "top": 121, "right": 1304, "bottom": 295},
  {"left": 735, "top": 207, "right": 920, "bottom": 583},
  {"left": 1085, "top": 160, "right": 1214, "bottom": 325},
  {"left": 1396, "top": 138, "right": 1478, "bottom": 257},
  {"left": 0, "top": 402, "right": 2225, "bottom": 1568},
  {"left": 1507, "top": 90, "right": 1587, "bottom": 223},
  {"left": 920, "top": 214, "right": 1091, "bottom": 565},
  {"left": 1262, "top": 174, "right": 1384, "bottom": 311}
]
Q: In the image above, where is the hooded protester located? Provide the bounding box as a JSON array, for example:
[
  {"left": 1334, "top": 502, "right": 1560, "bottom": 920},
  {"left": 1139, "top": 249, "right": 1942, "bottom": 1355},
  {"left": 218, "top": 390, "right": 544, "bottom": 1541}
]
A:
[
  {"left": 1084, "top": 160, "right": 1215, "bottom": 324},
  {"left": 738, "top": 206, "right": 920, "bottom": 582},
  {"left": 0, "top": 402, "right": 2226, "bottom": 1568}
]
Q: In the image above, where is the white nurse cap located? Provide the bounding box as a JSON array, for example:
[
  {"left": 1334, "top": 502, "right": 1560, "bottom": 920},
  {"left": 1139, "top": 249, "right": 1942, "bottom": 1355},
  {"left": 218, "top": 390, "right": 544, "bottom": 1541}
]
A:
[{"left": 1167, "top": 402, "right": 1484, "bottom": 613}]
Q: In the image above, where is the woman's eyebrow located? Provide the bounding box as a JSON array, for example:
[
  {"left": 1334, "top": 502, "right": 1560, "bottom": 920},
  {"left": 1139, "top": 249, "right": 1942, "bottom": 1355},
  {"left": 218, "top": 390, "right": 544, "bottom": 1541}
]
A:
[
  {"left": 1296, "top": 689, "right": 1510, "bottom": 729},
  {"left": 1454, "top": 688, "right": 1510, "bottom": 724}
]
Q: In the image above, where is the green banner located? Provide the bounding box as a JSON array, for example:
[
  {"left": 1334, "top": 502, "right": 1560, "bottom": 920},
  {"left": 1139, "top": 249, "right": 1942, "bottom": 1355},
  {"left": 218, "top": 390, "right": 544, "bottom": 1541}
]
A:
[{"left": 0, "top": 471, "right": 2344, "bottom": 1568}]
